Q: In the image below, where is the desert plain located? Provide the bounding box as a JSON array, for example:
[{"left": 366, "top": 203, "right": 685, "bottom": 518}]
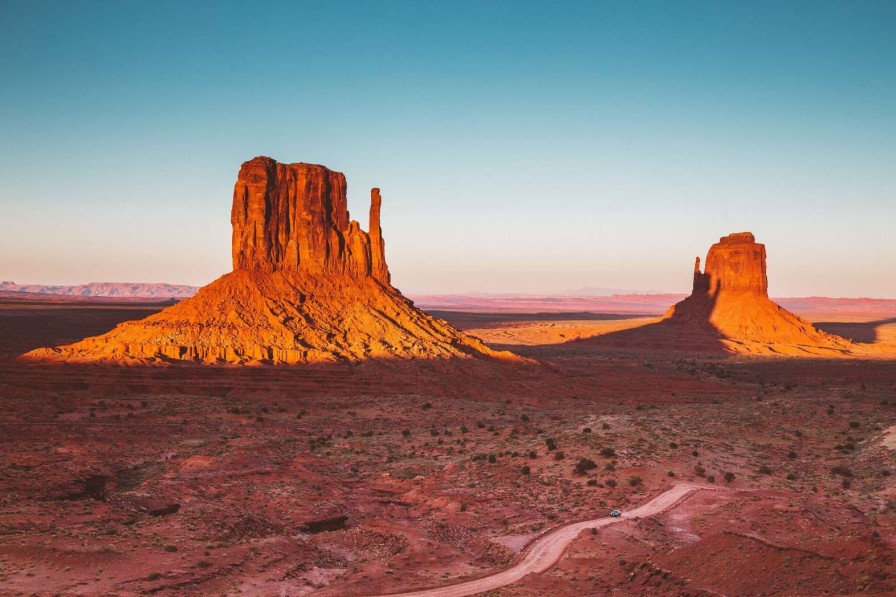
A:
[{"left": 1, "top": 288, "right": 895, "bottom": 596}]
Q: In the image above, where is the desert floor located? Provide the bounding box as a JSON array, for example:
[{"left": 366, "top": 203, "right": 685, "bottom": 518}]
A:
[{"left": 0, "top": 295, "right": 894, "bottom": 595}]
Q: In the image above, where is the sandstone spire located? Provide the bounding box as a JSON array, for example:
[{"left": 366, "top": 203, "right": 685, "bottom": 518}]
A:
[{"left": 368, "top": 188, "right": 389, "bottom": 284}]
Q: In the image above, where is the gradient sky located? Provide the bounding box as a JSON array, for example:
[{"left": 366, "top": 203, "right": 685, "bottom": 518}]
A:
[{"left": 1, "top": 1, "right": 894, "bottom": 297}]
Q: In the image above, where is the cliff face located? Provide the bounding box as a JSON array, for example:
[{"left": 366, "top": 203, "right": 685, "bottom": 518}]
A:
[
  {"left": 231, "top": 157, "right": 389, "bottom": 283},
  {"left": 665, "top": 232, "right": 854, "bottom": 355},
  {"left": 700, "top": 232, "right": 768, "bottom": 297},
  {"left": 23, "top": 157, "right": 512, "bottom": 364}
]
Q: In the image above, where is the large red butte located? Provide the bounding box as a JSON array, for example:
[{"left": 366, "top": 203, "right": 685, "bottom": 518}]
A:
[{"left": 24, "top": 157, "right": 513, "bottom": 364}]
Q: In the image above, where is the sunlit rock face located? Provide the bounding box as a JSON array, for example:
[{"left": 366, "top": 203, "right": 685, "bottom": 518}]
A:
[
  {"left": 701, "top": 232, "right": 768, "bottom": 296},
  {"left": 23, "top": 157, "right": 515, "bottom": 365},
  {"left": 231, "top": 158, "right": 389, "bottom": 283}
]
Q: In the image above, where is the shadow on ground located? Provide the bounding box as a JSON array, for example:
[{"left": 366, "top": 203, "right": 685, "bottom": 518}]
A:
[{"left": 814, "top": 318, "right": 896, "bottom": 344}]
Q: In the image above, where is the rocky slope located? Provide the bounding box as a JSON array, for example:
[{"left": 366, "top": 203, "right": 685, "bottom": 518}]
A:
[
  {"left": 23, "top": 157, "right": 514, "bottom": 364},
  {"left": 663, "top": 232, "right": 855, "bottom": 355}
]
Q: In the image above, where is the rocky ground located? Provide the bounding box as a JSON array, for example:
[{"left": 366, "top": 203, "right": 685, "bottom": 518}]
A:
[{"left": 0, "top": 296, "right": 894, "bottom": 595}]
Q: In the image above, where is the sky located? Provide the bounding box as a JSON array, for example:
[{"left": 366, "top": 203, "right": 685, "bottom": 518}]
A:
[{"left": 1, "top": 1, "right": 894, "bottom": 297}]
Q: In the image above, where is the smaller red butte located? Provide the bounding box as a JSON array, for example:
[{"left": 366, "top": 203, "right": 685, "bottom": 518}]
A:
[{"left": 665, "top": 232, "right": 855, "bottom": 355}]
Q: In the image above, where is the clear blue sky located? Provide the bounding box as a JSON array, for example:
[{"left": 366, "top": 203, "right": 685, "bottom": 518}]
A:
[{"left": 1, "top": 1, "right": 894, "bottom": 296}]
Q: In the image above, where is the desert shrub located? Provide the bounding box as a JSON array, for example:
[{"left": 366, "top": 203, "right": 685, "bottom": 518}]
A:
[
  {"left": 758, "top": 465, "right": 772, "bottom": 475},
  {"left": 695, "top": 465, "right": 706, "bottom": 476},
  {"left": 707, "top": 475, "right": 715, "bottom": 483},
  {"left": 669, "top": 442, "right": 678, "bottom": 449},
  {"left": 602, "top": 423, "right": 610, "bottom": 429},
  {"left": 849, "top": 421, "right": 860, "bottom": 429},
  {"left": 605, "top": 479, "right": 617, "bottom": 488},
  {"left": 787, "top": 450, "right": 797, "bottom": 459},
  {"left": 148, "top": 572, "right": 163, "bottom": 581},
  {"left": 529, "top": 451, "right": 538, "bottom": 459},
  {"left": 574, "top": 458, "right": 597, "bottom": 475},
  {"left": 605, "top": 462, "right": 615, "bottom": 471},
  {"left": 460, "top": 425, "right": 469, "bottom": 433},
  {"left": 422, "top": 402, "right": 432, "bottom": 410},
  {"left": 692, "top": 450, "right": 699, "bottom": 457},
  {"left": 582, "top": 427, "right": 592, "bottom": 434},
  {"left": 586, "top": 479, "right": 598, "bottom": 486},
  {"left": 554, "top": 451, "right": 565, "bottom": 460},
  {"left": 724, "top": 472, "right": 735, "bottom": 482},
  {"left": 599, "top": 447, "right": 616, "bottom": 458},
  {"left": 521, "top": 414, "right": 529, "bottom": 422},
  {"left": 164, "top": 545, "right": 177, "bottom": 552},
  {"left": 842, "top": 478, "right": 852, "bottom": 489},
  {"left": 628, "top": 476, "right": 643, "bottom": 487},
  {"left": 520, "top": 465, "right": 530, "bottom": 475},
  {"left": 668, "top": 470, "right": 675, "bottom": 477},
  {"left": 545, "top": 438, "right": 557, "bottom": 451},
  {"left": 786, "top": 473, "right": 796, "bottom": 480},
  {"left": 401, "top": 429, "right": 411, "bottom": 438},
  {"left": 831, "top": 465, "right": 853, "bottom": 477},
  {"left": 488, "top": 454, "right": 497, "bottom": 464},
  {"left": 198, "top": 560, "right": 212, "bottom": 568}
]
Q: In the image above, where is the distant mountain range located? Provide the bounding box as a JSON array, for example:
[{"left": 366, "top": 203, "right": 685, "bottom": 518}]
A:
[
  {"left": 410, "top": 293, "right": 896, "bottom": 317},
  {"left": 0, "top": 281, "right": 199, "bottom": 298},
  {"left": 559, "top": 285, "right": 668, "bottom": 296},
  {"left": 3, "top": 281, "right": 895, "bottom": 318}
]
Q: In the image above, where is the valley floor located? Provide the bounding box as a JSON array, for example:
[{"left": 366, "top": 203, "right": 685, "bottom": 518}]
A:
[{"left": 0, "top": 296, "right": 894, "bottom": 595}]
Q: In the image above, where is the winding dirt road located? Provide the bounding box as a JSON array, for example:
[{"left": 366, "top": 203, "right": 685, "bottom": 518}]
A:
[{"left": 372, "top": 483, "right": 703, "bottom": 597}]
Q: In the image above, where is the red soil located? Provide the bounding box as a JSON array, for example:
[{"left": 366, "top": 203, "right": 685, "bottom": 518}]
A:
[{"left": 1, "top": 295, "right": 894, "bottom": 595}]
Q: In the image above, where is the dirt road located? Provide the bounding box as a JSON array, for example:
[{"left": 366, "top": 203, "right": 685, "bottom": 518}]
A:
[{"left": 372, "top": 483, "right": 703, "bottom": 597}]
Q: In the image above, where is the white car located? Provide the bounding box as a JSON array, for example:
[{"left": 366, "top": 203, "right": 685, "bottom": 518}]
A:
[{"left": 610, "top": 509, "right": 622, "bottom": 517}]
